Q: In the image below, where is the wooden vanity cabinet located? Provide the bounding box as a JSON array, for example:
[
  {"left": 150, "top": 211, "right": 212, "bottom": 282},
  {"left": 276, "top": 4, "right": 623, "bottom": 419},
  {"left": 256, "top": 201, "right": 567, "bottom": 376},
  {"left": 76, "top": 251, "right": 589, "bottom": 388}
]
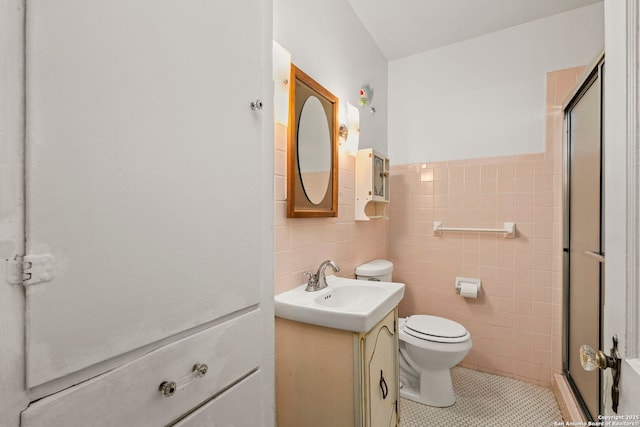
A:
[{"left": 276, "top": 308, "right": 399, "bottom": 427}]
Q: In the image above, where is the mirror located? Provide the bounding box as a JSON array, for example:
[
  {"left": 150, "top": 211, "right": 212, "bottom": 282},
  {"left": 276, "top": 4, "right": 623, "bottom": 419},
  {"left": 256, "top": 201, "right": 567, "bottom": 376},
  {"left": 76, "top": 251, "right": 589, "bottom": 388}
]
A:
[
  {"left": 373, "top": 155, "right": 384, "bottom": 197},
  {"left": 298, "top": 96, "right": 331, "bottom": 204},
  {"left": 287, "top": 64, "right": 338, "bottom": 217}
]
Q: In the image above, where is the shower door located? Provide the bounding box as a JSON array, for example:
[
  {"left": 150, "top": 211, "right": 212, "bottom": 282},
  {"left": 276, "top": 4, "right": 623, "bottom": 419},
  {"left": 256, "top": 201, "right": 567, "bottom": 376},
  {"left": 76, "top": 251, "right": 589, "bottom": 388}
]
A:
[{"left": 564, "top": 59, "right": 604, "bottom": 420}]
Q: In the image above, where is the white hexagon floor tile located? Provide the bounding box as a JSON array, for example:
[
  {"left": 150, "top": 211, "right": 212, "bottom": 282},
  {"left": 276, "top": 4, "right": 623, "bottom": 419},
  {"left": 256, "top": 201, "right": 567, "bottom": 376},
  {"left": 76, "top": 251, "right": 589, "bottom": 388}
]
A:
[{"left": 400, "top": 367, "right": 563, "bottom": 426}]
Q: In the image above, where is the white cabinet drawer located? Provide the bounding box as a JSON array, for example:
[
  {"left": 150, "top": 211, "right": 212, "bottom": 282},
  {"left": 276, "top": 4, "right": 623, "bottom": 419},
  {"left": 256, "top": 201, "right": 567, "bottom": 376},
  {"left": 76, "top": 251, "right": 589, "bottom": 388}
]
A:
[
  {"left": 22, "top": 310, "right": 261, "bottom": 427},
  {"left": 171, "top": 371, "right": 261, "bottom": 426}
]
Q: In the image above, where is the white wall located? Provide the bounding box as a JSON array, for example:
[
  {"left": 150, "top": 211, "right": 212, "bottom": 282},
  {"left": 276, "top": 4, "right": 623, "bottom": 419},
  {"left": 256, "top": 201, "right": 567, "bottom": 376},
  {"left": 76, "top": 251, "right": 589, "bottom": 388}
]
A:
[
  {"left": 274, "top": 0, "right": 388, "bottom": 155},
  {"left": 389, "top": 3, "right": 604, "bottom": 164}
]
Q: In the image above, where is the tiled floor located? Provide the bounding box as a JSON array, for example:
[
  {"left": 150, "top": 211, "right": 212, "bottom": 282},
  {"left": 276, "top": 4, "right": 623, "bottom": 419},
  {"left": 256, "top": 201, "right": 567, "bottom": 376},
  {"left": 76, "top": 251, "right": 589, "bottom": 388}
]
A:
[{"left": 400, "top": 367, "right": 563, "bottom": 426}]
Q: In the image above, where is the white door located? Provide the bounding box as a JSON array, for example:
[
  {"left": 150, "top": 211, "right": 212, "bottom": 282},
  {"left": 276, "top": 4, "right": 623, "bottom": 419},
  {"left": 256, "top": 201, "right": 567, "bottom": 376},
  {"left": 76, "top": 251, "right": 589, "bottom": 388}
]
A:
[
  {"left": 25, "top": 0, "right": 265, "bottom": 388},
  {"left": 601, "top": 0, "right": 640, "bottom": 416}
]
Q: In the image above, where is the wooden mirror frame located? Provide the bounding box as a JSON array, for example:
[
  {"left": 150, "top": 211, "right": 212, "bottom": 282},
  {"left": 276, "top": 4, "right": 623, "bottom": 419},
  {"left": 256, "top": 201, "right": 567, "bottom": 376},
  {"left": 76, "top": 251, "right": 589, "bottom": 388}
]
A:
[{"left": 287, "top": 64, "right": 339, "bottom": 218}]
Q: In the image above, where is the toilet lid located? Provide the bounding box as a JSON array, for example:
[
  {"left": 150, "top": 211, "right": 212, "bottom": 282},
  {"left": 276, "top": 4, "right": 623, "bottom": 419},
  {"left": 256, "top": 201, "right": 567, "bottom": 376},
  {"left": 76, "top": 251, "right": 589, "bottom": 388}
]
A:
[
  {"left": 355, "top": 259, "right": 393, "bottom": 277},
  {"left": 403, "top": 315, "right": 470, "bottom": 343}
]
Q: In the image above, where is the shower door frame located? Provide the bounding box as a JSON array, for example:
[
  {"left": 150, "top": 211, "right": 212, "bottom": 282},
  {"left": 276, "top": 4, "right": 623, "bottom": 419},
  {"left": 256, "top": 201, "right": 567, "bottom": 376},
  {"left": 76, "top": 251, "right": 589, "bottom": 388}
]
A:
[{"left": 562, "top": 54, "right": 605, "bottom": 421}]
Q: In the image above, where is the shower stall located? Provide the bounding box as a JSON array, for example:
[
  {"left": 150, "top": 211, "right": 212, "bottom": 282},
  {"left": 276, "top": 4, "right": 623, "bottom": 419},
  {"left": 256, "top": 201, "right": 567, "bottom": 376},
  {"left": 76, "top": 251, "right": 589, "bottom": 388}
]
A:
[{"left": 563, "top": 55, "right": 605, "bottom": 420}]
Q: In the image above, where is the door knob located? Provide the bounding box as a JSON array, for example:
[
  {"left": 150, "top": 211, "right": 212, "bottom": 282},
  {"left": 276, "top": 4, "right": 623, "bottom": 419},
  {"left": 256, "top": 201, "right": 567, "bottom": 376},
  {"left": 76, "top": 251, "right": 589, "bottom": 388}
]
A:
[
  {"left": 579, "top": 336, "right": 622, "bottom": 413},
  {"left": 580, "top": 344, "right": 616, "bottom": 371}
]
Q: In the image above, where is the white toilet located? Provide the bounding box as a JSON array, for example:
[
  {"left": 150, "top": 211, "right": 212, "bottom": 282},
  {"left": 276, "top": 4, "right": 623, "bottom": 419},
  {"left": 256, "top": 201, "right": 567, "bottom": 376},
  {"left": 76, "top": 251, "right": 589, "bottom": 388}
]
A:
[{"left": 355, "top": 259, "right": 472, "bottom": 408}]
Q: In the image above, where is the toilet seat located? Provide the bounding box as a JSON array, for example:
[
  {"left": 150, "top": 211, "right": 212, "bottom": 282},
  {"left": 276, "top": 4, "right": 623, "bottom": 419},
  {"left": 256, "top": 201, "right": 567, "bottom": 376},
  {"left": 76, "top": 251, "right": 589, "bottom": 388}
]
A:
[{"left": 403, "top": 315, "right": 470, "bottom": 343}]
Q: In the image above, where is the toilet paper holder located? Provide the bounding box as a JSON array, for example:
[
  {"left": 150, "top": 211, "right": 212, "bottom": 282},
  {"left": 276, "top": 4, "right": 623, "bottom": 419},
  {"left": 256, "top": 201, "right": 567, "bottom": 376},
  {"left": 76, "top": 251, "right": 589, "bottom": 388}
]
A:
[{"left": 455, "top": 277, "right": 481, "bottom": 294}]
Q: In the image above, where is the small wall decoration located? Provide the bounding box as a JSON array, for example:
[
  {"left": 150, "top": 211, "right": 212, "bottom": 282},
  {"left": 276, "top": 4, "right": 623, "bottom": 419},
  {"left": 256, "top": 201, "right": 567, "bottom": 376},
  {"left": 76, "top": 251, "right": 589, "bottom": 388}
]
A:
[
  {"left": 359, "top": 84, "right": 373, "bottom": 106},
  {"left": 359, "top": 84, "right": 376, "bottom": 114}
]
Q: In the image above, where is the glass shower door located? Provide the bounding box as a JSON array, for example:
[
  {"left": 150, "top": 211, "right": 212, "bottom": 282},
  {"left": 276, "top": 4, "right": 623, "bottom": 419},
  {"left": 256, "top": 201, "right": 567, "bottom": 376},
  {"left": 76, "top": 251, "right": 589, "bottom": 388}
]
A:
[{"left": 564, "top": 63, "right": 604, "bottom": 420}]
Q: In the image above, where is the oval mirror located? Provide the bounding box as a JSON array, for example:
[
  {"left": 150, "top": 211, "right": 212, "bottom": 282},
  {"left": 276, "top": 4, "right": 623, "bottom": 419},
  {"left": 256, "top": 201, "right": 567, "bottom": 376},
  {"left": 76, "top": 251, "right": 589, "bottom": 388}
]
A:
[
  {"left": 287, "top": 65, "right": 338, "bottom": 218},
  {"left": 297, "top": 96, "right": 331, "bottom": 205}
]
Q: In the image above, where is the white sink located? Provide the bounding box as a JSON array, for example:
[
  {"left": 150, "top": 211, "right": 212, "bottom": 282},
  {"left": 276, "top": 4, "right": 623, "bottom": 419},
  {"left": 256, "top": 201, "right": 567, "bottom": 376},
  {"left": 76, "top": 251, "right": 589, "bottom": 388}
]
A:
[{"left": 274, "top": 275, "right": 405, "bottom": 332}]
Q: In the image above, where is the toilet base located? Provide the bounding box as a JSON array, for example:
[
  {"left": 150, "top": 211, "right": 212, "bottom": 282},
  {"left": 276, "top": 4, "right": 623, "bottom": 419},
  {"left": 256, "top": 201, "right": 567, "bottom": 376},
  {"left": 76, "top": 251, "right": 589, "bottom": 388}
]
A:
[{"left": 399, "top": 368, "right": 456, "bottom": 407}]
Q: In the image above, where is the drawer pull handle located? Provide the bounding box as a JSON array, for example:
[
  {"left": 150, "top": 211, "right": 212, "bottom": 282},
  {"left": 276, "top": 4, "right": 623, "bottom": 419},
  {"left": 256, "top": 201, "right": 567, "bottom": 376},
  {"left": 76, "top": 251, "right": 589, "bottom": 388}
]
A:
[
  {"left": 379, "top": 370, "right": 389, "bottom": 399},
  {"left": 193, "top": 363, "right": 208, "bottom": 377},
  {"left": 159, "top": 381, "right": 177, "bottom": 398},
  {"left": 158, "top": 363, "right": 209, "bottom": 398}
]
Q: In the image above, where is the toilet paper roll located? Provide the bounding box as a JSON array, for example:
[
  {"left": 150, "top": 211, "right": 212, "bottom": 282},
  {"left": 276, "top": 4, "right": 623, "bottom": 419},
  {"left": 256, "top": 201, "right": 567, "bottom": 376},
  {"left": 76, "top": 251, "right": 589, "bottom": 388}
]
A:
[{"left": 459, "top": 282, "right": 479, "bottom": 298}]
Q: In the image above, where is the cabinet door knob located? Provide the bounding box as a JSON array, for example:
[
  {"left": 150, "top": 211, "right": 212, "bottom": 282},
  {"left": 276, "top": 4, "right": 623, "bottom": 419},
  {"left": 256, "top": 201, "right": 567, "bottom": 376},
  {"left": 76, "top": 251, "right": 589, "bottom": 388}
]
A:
[{"left": 250, "top": 99, "right": 264, "bottom": 111}]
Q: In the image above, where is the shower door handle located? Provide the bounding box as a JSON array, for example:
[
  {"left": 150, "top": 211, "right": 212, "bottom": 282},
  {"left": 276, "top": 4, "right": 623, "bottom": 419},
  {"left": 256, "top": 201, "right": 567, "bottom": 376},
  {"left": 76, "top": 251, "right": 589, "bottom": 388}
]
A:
[{"left": 583, "top": 251, "right": 605, "bottom": 263}]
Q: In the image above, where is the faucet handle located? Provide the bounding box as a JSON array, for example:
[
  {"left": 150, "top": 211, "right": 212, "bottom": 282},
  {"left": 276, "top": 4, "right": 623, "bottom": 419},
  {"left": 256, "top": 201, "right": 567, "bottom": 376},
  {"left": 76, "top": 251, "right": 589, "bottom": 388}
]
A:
[
  {"left": 303, "top": 271, "right": 317, "bottom": 285},
  {"left": 303, "top": 271, "right": 319, "bottom": 292}
]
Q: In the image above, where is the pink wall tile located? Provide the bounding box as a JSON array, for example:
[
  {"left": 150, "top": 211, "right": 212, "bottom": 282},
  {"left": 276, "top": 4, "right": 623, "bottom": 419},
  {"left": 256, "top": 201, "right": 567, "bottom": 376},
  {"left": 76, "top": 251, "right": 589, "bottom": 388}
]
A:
[
  {"left": 387, "top": 67, "right": 584, "bottom": 387},
  {"left": 274, "top": 67, "right": 584, "bottom": 387},
  {"left": 274, "top": 133, "right": 389, "bottom": 296}
]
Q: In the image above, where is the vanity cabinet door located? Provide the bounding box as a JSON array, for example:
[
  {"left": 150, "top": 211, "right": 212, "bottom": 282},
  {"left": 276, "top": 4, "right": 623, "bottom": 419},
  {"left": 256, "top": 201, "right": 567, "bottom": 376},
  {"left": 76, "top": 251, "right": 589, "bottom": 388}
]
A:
[
  {"left": 25, "top": 0, "right": 265, "bottom": 389},
  {"left": 275, "top": 309, "right": 399, "bottom": 427},
  {"left": 362, "top": 309, "right": 398, "bottom": 427}
]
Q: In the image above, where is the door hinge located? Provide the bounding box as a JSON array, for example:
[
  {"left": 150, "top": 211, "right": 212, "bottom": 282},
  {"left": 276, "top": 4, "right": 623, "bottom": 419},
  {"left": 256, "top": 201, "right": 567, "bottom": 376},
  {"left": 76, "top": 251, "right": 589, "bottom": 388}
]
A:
[
  {"left": 6, "top": 256, "right": 23, "bottom": 285},
  {"left": 21, "top": 254, "right": 56, "bottom": 287},
  {"left": 395, "top": 399, "right": 398, "bottom": 413}
]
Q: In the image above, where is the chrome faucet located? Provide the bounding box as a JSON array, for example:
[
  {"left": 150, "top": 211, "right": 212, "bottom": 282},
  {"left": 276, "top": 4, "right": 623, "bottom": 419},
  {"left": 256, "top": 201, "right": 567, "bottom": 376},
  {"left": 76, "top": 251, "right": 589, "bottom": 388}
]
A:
[{"left": 304, "top": 260, "right": 340, "bottom": 292}]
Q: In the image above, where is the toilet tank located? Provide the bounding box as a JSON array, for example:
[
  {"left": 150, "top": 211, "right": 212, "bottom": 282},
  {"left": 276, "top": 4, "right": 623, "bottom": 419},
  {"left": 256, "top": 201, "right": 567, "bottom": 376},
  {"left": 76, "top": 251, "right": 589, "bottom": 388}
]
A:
[{"left": 355, "top": 259, "right": 393, "bottom": 282}]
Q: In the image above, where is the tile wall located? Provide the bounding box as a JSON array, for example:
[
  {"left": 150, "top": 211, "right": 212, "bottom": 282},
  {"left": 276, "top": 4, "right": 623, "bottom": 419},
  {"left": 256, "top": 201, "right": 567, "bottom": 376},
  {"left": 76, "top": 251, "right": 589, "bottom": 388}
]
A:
[
  {"left": 274, "top": 124, "right": 389, "bottom": 294},
  {"left": 388, "top": 67, "right": 585, "bottom": 386},
  {"left": 274, "top": 66, "right": 585, "bottom": 388}
]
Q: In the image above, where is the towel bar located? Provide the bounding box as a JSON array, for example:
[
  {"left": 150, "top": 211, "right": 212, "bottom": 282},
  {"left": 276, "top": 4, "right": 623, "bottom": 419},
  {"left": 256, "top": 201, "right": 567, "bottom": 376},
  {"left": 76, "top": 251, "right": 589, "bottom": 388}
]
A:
[{"left": 433, "top": 221, "right": 516, "bottom": 238}]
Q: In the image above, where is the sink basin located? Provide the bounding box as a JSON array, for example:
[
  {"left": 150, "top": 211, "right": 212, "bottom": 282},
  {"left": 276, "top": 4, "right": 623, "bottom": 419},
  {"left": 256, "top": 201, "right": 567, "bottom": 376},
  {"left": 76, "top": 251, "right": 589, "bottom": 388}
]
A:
[{"left": 274, "top": 275, "right": 405, "bottom": 332}]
